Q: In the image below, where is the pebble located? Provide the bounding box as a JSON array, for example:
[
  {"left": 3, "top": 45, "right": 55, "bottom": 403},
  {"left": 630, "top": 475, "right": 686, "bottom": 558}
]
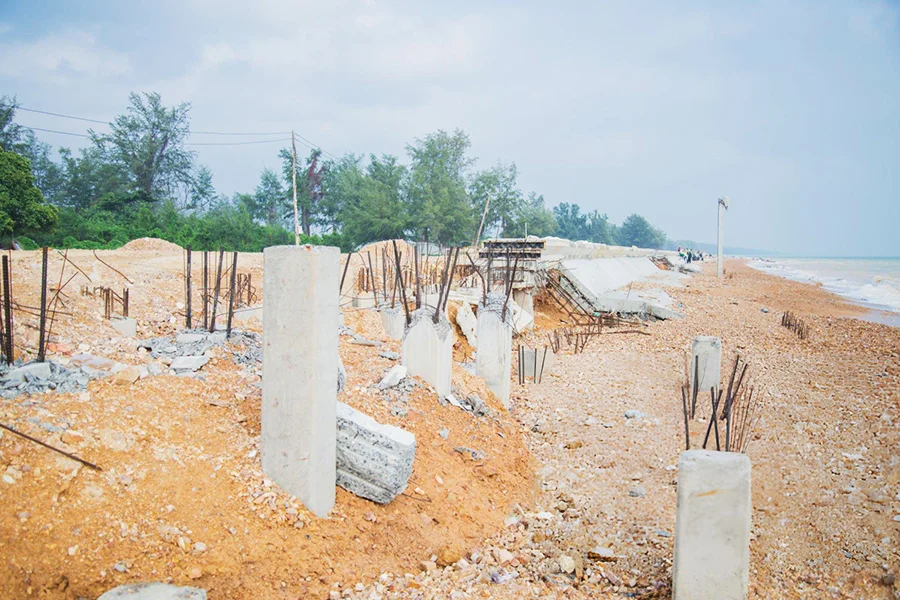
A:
[
  {"left": 624, "top": 410, "right": 644, "bottom": 419},
  {"left": 558, "top": 555, "right": 576, "bottom": 574},
  {"left": 438, "top": 427, "right": 450, "bottom": 439},
  {"left": 629, "top": 486, "right": 646, "bottom": 498}
]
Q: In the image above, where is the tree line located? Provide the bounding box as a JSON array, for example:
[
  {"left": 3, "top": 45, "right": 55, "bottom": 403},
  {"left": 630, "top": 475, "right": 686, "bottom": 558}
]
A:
[{"left": 0, "top": 92, "right": 670, "bottom": 252}]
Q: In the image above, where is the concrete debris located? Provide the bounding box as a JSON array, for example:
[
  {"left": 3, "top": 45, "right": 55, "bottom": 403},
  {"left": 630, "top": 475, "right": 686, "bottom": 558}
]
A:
[
  {"left": 379, "top": 351, "right": 400, "bottom": 361},
  {"left": 98, "top": 582, "right": 207, "bottom": 599},
  {"left": 336, "top": 401, "right": 416, "bottom": 504},
  {"left": 0, "top": 359, "right": 108, "bottom": 399},
  {"left": 109, "top": 317, "right": 137, "bottom": 338},
  {"left": 169, "top": 355, "right": 209, "bottom": 373},
  {"left": 351, "top": 334, "right": 381, "bottom": 347},
  {"left": 6, "top": 361, "right": 52, "bottom": 383},
  {"left": 455, "top": 301, "right": 478, "bottom": 348},
  {"left": 376, "top": 365, "right": 407, "bottom": 390}
]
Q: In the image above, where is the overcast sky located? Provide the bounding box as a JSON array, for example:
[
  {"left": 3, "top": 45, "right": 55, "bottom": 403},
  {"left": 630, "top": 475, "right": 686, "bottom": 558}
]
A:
[{"left": 1, "top": 0, "right": 898, "bottom": 256}]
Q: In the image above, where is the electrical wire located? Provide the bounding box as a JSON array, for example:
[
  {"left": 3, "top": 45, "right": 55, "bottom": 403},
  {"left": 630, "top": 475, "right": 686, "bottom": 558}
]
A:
[{"left": 186, "top": 138, "right": 291, "bottom": 146}]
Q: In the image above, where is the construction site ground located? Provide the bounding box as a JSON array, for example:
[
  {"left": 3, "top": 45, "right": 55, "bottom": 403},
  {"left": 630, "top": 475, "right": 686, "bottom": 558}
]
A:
[{"left": 0, "top": 243, "right": 898, "bottom": 599}]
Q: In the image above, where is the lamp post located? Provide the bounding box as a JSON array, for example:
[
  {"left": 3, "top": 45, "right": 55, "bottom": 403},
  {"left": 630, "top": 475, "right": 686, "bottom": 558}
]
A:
[{"left": 717, "top": 196, "right": 729, "bottom": 279}]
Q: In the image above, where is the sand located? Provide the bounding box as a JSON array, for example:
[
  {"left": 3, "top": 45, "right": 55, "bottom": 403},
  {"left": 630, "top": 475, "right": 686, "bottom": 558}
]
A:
[{"left": 0, "top": 250, "right": 898, "bottom": 599}]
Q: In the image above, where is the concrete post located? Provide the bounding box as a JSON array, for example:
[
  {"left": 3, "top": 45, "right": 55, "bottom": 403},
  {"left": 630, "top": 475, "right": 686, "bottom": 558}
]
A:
[
  {"left": 673, "top": 449, "right": 751, "bottom": 599},
  {"left": 476, "top": 294, "right": 513, "bottom": 408},
  {"left": 262, "top": 245, "right": 338, "bottom": 518},
  {"left": 717, "top": 196, "right": 728, "bottom": 279},
  {"left": 380, "top": 306, "right": 405, "bottom": 340},
  {"left": 512, "top": 289, "right": 534, "bottom": 317},
  {"left": 690, "top": 336, "right": 721, "bottom": 398},
  {"left": 402, "top": 307, "right": 454, "bottom": 397}
]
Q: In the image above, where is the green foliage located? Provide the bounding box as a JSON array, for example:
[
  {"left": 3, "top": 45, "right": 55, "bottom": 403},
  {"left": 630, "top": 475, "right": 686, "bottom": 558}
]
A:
[
  {"left": 0, "top": 149, "right": 59, "bottom": 239},
  {"left": 617, "top": 213, "right": 668, "bottom": 249},
  {"left": 470, "top": 162, "right": 522, "bottom": 239},
  {"left": 17, "top": 236, "right": 38, "bottom": 250}
]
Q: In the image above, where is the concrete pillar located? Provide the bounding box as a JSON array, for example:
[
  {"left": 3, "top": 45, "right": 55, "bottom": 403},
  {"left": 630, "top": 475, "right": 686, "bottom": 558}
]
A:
[
  {"left": 476, "top": 294, "right": 513, "bottom": 408},
  {"left": 401, "top": 307, "right": 454, "bottom": 397},
  {"left": 673, "top": 449, "right": 751, "bottom": 599},
  {"left": 380, "top": 306, "right": 405, "bottom": 340},
  {"left": 690, "top": 336, "right": 721, "bottom": 398},
  {"left": 512, "top": 289, "right": 534, "bottom": 317},
  {"left": 262, "top": 245, "right": 338, "bottom": 518}
]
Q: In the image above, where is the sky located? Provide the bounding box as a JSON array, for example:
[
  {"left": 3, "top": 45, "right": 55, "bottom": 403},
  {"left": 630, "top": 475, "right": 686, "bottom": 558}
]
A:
[{"left": 1, "top": 0, "right": 898, "bottom": 256}]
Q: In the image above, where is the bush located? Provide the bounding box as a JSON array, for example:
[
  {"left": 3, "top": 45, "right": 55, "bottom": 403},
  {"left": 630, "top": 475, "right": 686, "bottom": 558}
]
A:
[{"left": 17, "top": 236, "right": 38, "bottom": 250}]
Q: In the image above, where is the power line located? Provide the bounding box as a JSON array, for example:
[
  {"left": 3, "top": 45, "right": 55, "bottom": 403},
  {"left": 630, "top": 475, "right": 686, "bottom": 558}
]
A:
[
  {"left": 23, "top": 126, "right": 90, "bottom": 138},
  {"left": 17, "top": 107, "right": 107, "bottom": 125},
  {"left": 186, "top": 138, "right": 291, "bottom": 146}
]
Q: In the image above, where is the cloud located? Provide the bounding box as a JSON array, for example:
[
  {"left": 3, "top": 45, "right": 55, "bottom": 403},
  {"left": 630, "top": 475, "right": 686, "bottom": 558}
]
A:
[{"left": 0, "top": 31, "right": 131, "bottom": 83}]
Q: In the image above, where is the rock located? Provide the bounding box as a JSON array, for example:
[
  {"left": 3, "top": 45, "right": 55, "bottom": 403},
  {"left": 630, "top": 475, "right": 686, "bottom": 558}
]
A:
[
  {"left": 189, "top": 566, "right": 203, "bottom": 579},
  {"left": 351, "top": 335, "right": 380, "bottom": 347},
  {"left": 379, "top": 351, "right": 400, "bottom": 361},
  {"left": 565, "top": 440, "right": 583, "bottom": 449},
  {"left": 6, "top": 362, "right": 52, "bottom": 383},
  {"left": 110, "top": 317, "right": 137, "bottom": 338},
  {"left": 60, "top": 430, "right": 84, "bottom": 446},
  {"left": 113, "top": 366, "right": 142, "bottom": 386},
  {"left": 588, "top": 546, "right": 617, "bottom": 561},
  {"left": 624, "top": 410, "right": 644, "bottom": 419},
  {"left": 376, "top": 365, "right": 407, "bottom": 390},
  {"left": 495, "top": 548, "right": 516, "bottom": 566},
  {"left": 629, "top": 486, "right": 646, "bottom": 498},
  {"left": 170, "top": 355, "right": 209, "bottom": 373},
  {"left": 438, "top": 427, "right": 450, "bottom": 439},
  {"left": 761, "top": 307, "right": 770, "bottom": 313},
  {"left": 558, "top": 555, "right": 576, "bottom": 574},
  {"left": 419, "top": 560, "right": 437, "bottom": 573},
  {"left": 437, "top": 545, "right": 464, "bottom": 566}
]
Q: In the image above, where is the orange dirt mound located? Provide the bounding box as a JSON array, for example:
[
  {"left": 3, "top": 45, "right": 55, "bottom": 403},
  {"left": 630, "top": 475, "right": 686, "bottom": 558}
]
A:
[{"left": 120, "top": 237, "right": 183, "bottom": 252}]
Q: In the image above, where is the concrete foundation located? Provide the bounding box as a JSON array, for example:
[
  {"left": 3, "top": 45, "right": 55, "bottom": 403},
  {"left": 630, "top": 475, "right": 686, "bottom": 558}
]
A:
[
  {"left": 690, "top": 336, "right": 722, "bottom": 397},
  {"left": 673, "top": 449, "right": 751, "bottom": 600},
  {"left": 262, "top": 245, "right": 339, "bottom": 518},
  {"left": 380, "top": 306, "right": 405, "bottom": 340},
  {"left": 401, "top": 308, "right": 454, "bottom": 397},
  {"left": 520, "top": 347, "right": 556, "bottom": 380},
  {"left": 455, "top": 301, "right": 478, "bottom": 348},
  {"left": 110, "top": 317, "right": 137, "bottom": 337},
  {"left": 233, "top": 305, "right": 263, "bottom": 323},
  {"left": 476, "top": 294, "right": 513, "bottom": 408},
  {"left": 336, "top": 401, "right": 416, "bottom": 504}
]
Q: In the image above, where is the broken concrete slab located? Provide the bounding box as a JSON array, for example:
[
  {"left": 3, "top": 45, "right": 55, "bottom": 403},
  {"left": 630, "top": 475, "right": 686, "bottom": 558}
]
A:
[
  {"left": 98, "top": 582, "right": 207, "bottom": 599},
  {"left": 455, "top": 301, "right": 478, "bottom": 348},
  {"left": 376, "top": 365, "right": 407, "bottom": 390},
  {"left": 402, "top": 308, "right": 454, "bottom": 397},
  {"left": 6, "top": 361, "right": 52, "bottom": 383},
  {"left": 110, "top": 317, "right": 137, "bottom": 338},
  {"left": 336, "top": 401, "right": 415, "bottom": 504},
  {"left": 673, "top": 450, "right": 751, "bottom": 600},
  {"left": 691, "top": 336, "right": 722, "bottom": 398},
  {"left": 169, "top": 355, "right": 209, "bottom": 373}
]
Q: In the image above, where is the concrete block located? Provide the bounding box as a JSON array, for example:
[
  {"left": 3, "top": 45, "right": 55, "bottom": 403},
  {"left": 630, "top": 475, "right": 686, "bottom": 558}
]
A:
[
  {"left": 401, "top": 308, "right": 454, "bottom": 397},
  {"left": 513, "top": 289, "right": 534, "bottom": 316},
  {"left": 690, "top": 336, "right": 722, "bottom": 397},
  {"left": 380, "top": 306, "right": 405, "bottom": 340},
  {"left": 6, "top": 361, "right": 52, "bottom": 382},
  {"left": 673, "top": 450, "right": 751, "bottom": 600},
  {"left": 336, "top": 401, "right": 415, "bottom": 504},
  {"left": 376, "top": 365, "right": 407, "bottom": 389},
  {"left": 353, "top": 295, "right": 377, "bottom": 309},
  {"left": 98, "top": 583, "right": 206, "bottom": 599},
  {"left": 169, "top": 355, "right": 209, "bottom": 372},
  {"left": 520, "top": 347, "right": 555, "bottom": 381},
  {"left": 233, "top": 305, "right": 263, "bottom": 323},
  {"left": 476, "top": 294, "right": 513, "bottom": 408},
  {"left": 510, "top": 299, "right": 534, "bottom": 333},
  {"left": 262, "top": 245, "right": 339, "bottom": 518},
  {"left": 455, "top": 301, "right": 478, "bottom": 348},
  {"left": 110, "top": 317, "right": 137, "bottom": 338}
]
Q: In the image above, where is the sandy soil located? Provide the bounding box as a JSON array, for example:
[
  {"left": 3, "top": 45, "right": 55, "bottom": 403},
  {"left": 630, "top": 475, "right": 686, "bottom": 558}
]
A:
[{"left": 0, "top": 249, "right": 898, "bottom": 599}]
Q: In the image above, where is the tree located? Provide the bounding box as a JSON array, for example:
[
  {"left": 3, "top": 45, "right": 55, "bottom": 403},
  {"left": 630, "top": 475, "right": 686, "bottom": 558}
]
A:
[
  {"left": 405, "top": 129, "right": 475, "bottom": 244},
  {"left": 189, "top": 165, "right": 217, "bottom": 212},
  {"left": 553, "top": 202, "right": 588, "bottom": 240},
  {"left": 508, "top": 192, "right": 557, "bottom": 237},
  {"left": 91, "top": 92, "right": 194, "bottom": 201},
  {"left": 334, "top": 154, "right": 410, "bottom": 247},
  {"left": 584, "top": 210, "right": 615, "bottom": 245},
  {"left": 0, "top": 149, "right": 59, "bottom": 241},
  {"left": 617, "top": 213, "right": 668, "bottom": 249},
  {"left": 469, "top": 162, "right": 522, "bottom": 240},
  {"left": 246, "top": 168, "right": 286, "bottom": 226},
  {"left": 279, "top": 147, "right": 326, "bottom": 236}
]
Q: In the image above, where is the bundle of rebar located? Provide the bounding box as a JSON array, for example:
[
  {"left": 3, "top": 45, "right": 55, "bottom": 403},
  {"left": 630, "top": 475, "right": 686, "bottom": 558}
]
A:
[{"left": 781, "top": 311, "right": 810, "bottom": 340}]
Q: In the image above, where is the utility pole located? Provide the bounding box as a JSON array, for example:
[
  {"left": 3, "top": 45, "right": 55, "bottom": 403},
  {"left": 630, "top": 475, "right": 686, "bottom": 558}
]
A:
[
  {"left": 473, "top": 197, "right": 491, "bottom": 247},
  {"left": 717, "top": 196, "right": 729, "bottom": 279},
  {"left": 291, "top": 130, "right": 299, "bottom": 246}
]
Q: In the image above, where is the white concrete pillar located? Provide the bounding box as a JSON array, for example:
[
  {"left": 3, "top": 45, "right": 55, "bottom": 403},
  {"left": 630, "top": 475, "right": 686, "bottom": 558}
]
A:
[
  {"left": 380, "top": 306, "right": 405, "bottom": 340},
  {"left": 512, "top": 289, "right": 534, "bottom": 317},
  {"left": 476, "top": 295, "right": 513, "bottom": 407},
  {"left": 262, "top": 245, "right": 338, "bottom": 518},
  {"left": 673, "top": 449, "right": 751, "bottom": 600},
  {"left": 402, "top": 308, "right": 454, "bottom": 397},
  {"left": 690, "top": 336, "right": 721, "bottom": 398}
]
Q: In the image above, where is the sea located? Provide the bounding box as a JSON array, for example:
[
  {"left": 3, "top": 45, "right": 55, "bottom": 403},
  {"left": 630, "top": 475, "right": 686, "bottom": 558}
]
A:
[{"left": 748, "top": 257, "right": 900, "bottom": 326}]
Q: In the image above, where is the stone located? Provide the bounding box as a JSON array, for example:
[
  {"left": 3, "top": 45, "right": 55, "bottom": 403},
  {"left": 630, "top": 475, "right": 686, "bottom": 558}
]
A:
[
  {"left": 673, "top": 450, "right": 751, "bottom": 600},
  {"left": 624, "top": 410, "right": 644, "bottom": 419},
  {"left": 588, "top": 546, "right": 617, "bottom": 561},
  {"left": 379, "top": 351, "right": 400, "bottom": 361},
  {"left": 380, "top": 307, "right": 406, "bottom": 340},
  {"left": 629, "top": 486, "right": 646, "bottom": 498},
  {"left": 335, "top": 401, "right": 415, "bottom": 504},
  {"left": 401, "top": 308, "right": 454, "bottom": 397},
  {"left": 113, "top": 366, "right": 142, "bottom": 386},
  {"left": 6, "top": 361, "right": 52, "bottom": 383},
  {"left": 558, "top": 555, "right": 576, "bottom": 574},
  {"left": 60, "top": 430, "right": 84, "bottom": 446},
  {"left": 437, "top": 545, "right": 464, "bottom": 567},
  {"left": 262, "top": 245, "right": 339, "bottom": 518},
  {"left": 690, "top": 336, "right": 722, "bottom": 398},
  {"left": 98, "top": 583, "right": 207, "bottom": 599},
  {"left": 475, "top": 294, "right": 513, "bottom": 408},
  {"left": 455, "top": 301, "right": 478, "bottom": 348},
  {"left": 110, "top": 317, "right": 137, "bottom": 338},
  {"left": 170, "top": 355, "right": 209, "bottom": 372},
  {"left": 376, "top": 365, "right": 407, "bottom": 390}
]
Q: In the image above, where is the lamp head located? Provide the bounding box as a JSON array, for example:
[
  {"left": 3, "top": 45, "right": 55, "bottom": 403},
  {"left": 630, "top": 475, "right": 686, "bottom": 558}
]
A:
[{"left": 718, "top": 196, "right": 729, "bottom": 210}]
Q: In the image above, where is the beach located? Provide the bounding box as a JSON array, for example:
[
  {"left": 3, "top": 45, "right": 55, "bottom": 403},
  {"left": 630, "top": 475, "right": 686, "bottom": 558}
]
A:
[{"left": 0, "top": 250, "right": 897, "bottom": 599}]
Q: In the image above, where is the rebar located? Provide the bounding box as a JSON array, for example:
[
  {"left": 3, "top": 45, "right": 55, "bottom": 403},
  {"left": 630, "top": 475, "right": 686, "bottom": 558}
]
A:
[
  {"left": 0, "top": 422, "right": 101, "bottom": 471},
  {"left": 202, "top": 251, "right": 209, "bottom": 330},
  {"left": 2, "top": 256, "right": 14, "bottom": 363},
  {"left": 186, "top": 246, "right": 193, "bottom": 328},
  {"left": 209, "top": 249, "right": 225, "bottom": 332},
  {"left": 37, "top": 247, "right": 48, "bottom": 362},
  {"left": 226, "top": 251, "right": 238, "bottom": 338}
]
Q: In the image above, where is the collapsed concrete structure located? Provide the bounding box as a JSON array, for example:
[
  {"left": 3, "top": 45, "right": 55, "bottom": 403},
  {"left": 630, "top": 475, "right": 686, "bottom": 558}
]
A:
[
  {"left": 475, "top": 293, "right": 513, "bottom": 408},
  {"left": 690, "top": 336, "right": 722, "bottom": 398},
  {"left": 336, "top": 402, "right": 416, "bottom": 504},
  {"left": 262, "top": 245, "right": 339, "bottom": 518},
  {"left": 401, "top": 307, "right": 454, "bottom": 397},
  {"left": 673, "top": 449, "right": 751, "bottom": 599}
]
